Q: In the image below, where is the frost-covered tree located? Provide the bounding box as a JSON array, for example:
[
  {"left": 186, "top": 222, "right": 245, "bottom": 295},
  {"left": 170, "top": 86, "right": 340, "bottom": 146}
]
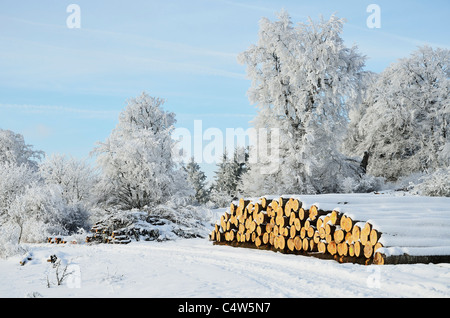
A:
[
  {"left": 0, "top": 162, "right": 38, "bottom": 255},
  {"left": 7, "top": 183, "right": 71, "bottom": 243},
  {"left": 238, "top": 11, "right": 367, "bottom": 195},
  {"left": 93, "top": 92, "right": 193, "bottom": 209},
  {"left": 348, "top": 46, "right": 450, "bottom": 181},
  {"left": 0, "top": 162, "right": 38, "bottom": 222},
  {"left": 0, "top": 162, "right": 82, "bottom": 246},
  {"left": 39, "top": 154, "right": 98, "bottom": 206},
  {"left": 38, "top": 154, "right": 97, "bottom": 231},
  {"left": 0, "top": 129, "right": 44, "bottom": 169},
  {"left": 342, "top": 71, "right": 379, "bottom": 157},
  {"left": 183, "top": 157, "right": 210, "bottom": 204}
]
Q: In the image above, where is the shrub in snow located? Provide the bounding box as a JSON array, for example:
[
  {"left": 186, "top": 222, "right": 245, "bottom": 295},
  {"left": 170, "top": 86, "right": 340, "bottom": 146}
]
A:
[
  {"left": 342, "top": 174, "right": 385, "bottom": 194},
  {"left": 412, "top": 168, "right": 450, "bottom": 197},
  {"left": 0, "top": 224, "right": 27, "bottom": 258}
]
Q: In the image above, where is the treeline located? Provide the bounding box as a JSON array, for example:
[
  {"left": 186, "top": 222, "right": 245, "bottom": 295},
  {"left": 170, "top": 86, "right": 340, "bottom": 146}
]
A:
[
  {"left": 190, "top": 11, "right": 450, "bottom": 204},
  {"left": 236, "top": 11, "right": 449, "bottom": 198},
  {"left": 0, "top": 94, "right": 212, "bottom": 257}
]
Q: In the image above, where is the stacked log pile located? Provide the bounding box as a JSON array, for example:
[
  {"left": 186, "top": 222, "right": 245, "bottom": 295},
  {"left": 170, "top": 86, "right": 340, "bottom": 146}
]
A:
[
  {"left": 86, "top": 221, "right": 133, "bottom": 244},
  {"left": 210, "top": 196, "right": 450, "bottom": 265},
  {"left": 85, "top": 213, "right": 169, "bottom": 244}
]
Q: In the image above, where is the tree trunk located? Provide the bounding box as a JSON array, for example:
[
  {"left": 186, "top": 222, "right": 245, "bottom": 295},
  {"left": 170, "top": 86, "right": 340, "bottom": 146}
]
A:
[{"left": 360, "top": 151, "right": 369, "bottom": 174}]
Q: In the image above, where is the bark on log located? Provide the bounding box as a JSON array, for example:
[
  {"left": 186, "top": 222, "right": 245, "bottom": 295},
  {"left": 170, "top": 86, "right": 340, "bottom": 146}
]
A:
[
  {"left": 373, "top": 252, "right": 450, "bottom": 265},
  {"left": 230, "top": 203, "right": 236, "bottom": 216}
]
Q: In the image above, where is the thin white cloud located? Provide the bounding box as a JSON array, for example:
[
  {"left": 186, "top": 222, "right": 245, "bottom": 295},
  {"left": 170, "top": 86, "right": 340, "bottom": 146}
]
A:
[
  {"left": 216, "top": 0, "right": 277, "bottom": 14},
  {"left": 0, "top": 103, "right": 119, "bottom": 119},
  {"left": 0, "top": 13, "right": 239, "bottom": 61},
  {"left": 345, "top": 22, "right": 450, "bottom": 50},
  {"left": 177, "top": 112, "right": 254, "bottom": 118}
]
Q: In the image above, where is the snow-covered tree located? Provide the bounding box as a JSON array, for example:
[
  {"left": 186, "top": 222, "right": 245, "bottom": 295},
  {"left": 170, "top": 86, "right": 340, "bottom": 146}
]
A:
[
  {"left": 7, "top": 183, "right": 69, "bottom": 244},
  {"left": 0, "top": 162, "right": 38, "bottom": 222},
  {"left": 0, "top": 162, "right": 79, "bottom": 246},
  {"left": 210, "top": 147, "right": 248, "bottom": 206},
  {"left": 183, "top": 157, "right": 210, "bottom": 204},
  {"left": 39, "top": 154, "right": 98, "bottom": 206},
  {"left": 348, "top": 46, "right": 450, "bottom": 181},
  {"left": 0, "top": 129, "right": 44, "bottom": 169},
  {"left": 238, "top": 11, "right": 367, "bottom": 195},
  {"left": 93, "top": 92, "right": 193, "bottom": 209}
]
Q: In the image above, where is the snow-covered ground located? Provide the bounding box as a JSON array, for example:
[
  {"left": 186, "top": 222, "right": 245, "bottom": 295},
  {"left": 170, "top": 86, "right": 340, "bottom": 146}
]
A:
[
  {"left": 1, "top": 237, "right": 450, "bottom": 298},
  {"left": 1, "top": 192, "right": 450, "bottom": 298}
]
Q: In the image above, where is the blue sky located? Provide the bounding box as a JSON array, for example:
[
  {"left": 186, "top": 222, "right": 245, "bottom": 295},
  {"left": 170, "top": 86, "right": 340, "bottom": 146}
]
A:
[{"left": 0, "top": 0, "right": 449, "bottom": 180}]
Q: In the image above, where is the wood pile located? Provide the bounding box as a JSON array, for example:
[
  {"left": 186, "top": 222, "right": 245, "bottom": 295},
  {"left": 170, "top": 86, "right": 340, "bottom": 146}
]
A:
[
  {"left": 47, "top": 236, "right": 77, "bottom": 244},
  {"left": 86, "top": 221, "right": 132, "bottom": 244},
  {"left": 85, "top": 213, "right": 164, "bottom": 244},
  {"left": 210, "top": 196, "right": 450, "bottom": 265}
]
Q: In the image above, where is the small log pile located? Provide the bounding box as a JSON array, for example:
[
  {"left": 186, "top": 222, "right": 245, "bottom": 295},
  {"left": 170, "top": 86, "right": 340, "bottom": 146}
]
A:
[
  {"left": 210, "top": 196, "right": 450, "bottom": 265},
  {"left": 86, "top": 221, "right": 133, "bottom": 244},
  {"left": 85, "top": 212, "right": 164, "bottom": 244},
  {"left": 46, "top": 236, "right": 77, "bottom": 244}
]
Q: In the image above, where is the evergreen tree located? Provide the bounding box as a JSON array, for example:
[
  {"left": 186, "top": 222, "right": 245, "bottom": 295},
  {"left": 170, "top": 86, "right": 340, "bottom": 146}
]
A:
[
  {"left": 183, "top": 157, "right": 210, "bottom": 204},
  {"left": 210, "top": 147, "right": 248, "bottom": 206}
]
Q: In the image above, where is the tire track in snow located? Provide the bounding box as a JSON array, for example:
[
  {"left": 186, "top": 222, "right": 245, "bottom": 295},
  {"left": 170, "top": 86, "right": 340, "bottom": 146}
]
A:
[{"left": 140, "top": 240, "right": 390, "bottom": 297}]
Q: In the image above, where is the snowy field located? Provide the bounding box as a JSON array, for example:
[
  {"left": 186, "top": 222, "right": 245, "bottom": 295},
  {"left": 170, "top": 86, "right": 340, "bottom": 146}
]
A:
[{"left": 1, "top": 237, "right": 450, "bottom": 298}]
